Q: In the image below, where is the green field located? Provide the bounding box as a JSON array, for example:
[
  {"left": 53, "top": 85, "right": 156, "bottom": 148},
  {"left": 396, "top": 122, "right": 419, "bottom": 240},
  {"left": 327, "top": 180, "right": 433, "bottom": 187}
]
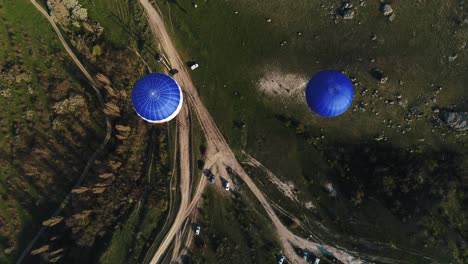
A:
[{"left": 156, "top": 0, "right": 467, "bottom": 263}]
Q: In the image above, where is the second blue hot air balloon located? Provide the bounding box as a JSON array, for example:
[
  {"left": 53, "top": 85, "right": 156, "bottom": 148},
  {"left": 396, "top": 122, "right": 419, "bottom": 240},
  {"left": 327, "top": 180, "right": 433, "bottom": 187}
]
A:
[{"left": 305, "top": 70, "right": 354, "bottom": 117}]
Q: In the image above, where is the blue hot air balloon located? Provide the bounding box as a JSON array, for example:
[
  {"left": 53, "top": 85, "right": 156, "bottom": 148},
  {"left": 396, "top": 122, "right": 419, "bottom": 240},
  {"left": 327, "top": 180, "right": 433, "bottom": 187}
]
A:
[
  {"left": 132, "top": 73, "right": 183, "bottom": 123},
  {"left": 305, "top": 70, "right": 354, "bottom": 117}
]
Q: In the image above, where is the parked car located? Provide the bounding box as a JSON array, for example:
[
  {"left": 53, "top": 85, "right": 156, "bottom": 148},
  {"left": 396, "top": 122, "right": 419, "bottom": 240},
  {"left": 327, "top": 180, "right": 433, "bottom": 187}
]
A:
[
  {"left": 190, "top": 63, "right": 199, "bottom": 70},
  {"left": 303, "top": 250, "right": 308, "bottom": 260},
  {"left": 313, "top": 257, "right": 320, "bottom": 264},
  {"left": 224, "top": 182, "right": 230, "bottom": 191},
  {"left": 169, "top": 69, "right": 178, "bottom": 75},
  {"left": 195, "top": 225, "right": 201, "bottom": 235},
  {"left": 203, "top": 169, "right": 212, "bottom": 176},
  {"left": 187, "top": 61, "right": 199, "bottom": 70},
  {"left": 155, "top": 53, "right": 162, "bottom": 62},
  {"left": 278, "top": 255, "right": 285, "bottom": 264},
  {"left": 209, "top": 175, "right": 216, "bottom": 184}
]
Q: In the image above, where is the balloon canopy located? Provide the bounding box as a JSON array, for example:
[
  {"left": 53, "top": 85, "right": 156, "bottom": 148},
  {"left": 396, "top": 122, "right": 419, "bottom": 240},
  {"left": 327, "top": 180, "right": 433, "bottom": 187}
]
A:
[
  {"left": 305, "top": 70, "right": 354, "bottom": 117},
  {"left": 131, "top": 73, "right": 183, "bottom": 123}
]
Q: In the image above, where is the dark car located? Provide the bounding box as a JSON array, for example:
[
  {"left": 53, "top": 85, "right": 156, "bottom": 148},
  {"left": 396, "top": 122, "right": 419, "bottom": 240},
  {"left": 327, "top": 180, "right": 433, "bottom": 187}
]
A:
[
  {"left": 155, "top": 53, "right": 162, "bottom": 62},
  {"left": 203, "top": 169, "right": 212, "bottom": 176},
  {"left": 209, "top": 175, "right": 216, "bottom": 184},
  {"left": 169, "top": 69, "right": 179, "bottom": 75}
]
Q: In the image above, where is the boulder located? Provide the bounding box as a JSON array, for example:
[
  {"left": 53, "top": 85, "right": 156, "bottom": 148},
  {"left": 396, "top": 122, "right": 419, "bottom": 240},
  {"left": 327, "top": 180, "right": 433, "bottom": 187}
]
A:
[
  {"left": 343, "top": 9, "right": 355, "bottom": 20},
  {"left": 381, "top": 4, "right": 393, "bottom": 16},
  {"left": 338, "top": 3, "right": 355, "bottom": 20},
  {"left": 371, "top": 67, "right": 388, "bottom": 83},
  {"left": 441, "top": 111, "right": 468, "bottom": 131}
]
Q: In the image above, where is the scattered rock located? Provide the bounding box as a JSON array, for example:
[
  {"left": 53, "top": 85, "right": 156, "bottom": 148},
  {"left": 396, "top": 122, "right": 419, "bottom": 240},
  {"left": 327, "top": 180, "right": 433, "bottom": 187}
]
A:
[
  {"left": 381, "top": 4, "right": 393, "bottom": 16},
  {"left": 448, "top": 53, "right": 458, "bottom": 62},
  {"left": 343, "top": 9, "right": 355, "bottom": 19},
  {"left": 304, "top": 201, "right": 315, "bottom": 209},
  {"left": 371, "top": 67, "right": 388, "bottom": 83},
  {"left": 374, "top": 134, "right": 385, "bottom": 141},
  {"left": 338, "top": 3, "right": 355, "bottom": 19},
  {"left": 324, "top": 183, "right": 337, "bottom": 197},
  {"left": 440, "top": 111, "right": 468, "bottom": 131},
  {"left": 370, "top": 33, "right": 377, "bottom": 40},
  {"left": 389, "top": 13, "right": 396, "bottom": 22},
  {"left": 397, "top": 98, "right": 407, "bottom": 107},
  {"left": 266, "top": 18, "right": 272, "bottom": 23}
]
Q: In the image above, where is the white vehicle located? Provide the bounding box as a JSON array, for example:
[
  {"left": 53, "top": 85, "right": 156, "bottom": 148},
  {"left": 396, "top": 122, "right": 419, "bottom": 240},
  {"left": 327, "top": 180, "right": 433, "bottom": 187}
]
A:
[
  {"left": 278, "top": 255, "right": 285, "bottom": 264},
  {"left": 313, "top": 258, "right": 320, "bottom": 264},
  {"left": 224, "top": 182, "right": 230, "bottom": 191},
  {"left": 195, "top": 225, "right": 201, "bottom": 235},
  {"left": 190, "top": 63, "right": 199, "bottom": 70}
]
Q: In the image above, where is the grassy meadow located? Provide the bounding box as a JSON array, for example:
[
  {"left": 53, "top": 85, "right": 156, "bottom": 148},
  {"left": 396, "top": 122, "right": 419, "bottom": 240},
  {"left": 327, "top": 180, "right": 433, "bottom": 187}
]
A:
[{"left": 155, "top": 0, "right": 467, "bottom": 262}]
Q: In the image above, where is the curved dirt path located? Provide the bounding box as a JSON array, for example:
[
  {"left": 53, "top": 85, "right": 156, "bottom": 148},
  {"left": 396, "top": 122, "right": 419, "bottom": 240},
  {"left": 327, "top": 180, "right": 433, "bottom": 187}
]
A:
[
  {"left": 17, "top": 1, "right": 112, "bottom": 263},
  {"left": 139, "top": 0, "right": 362, "bottom": 263}
]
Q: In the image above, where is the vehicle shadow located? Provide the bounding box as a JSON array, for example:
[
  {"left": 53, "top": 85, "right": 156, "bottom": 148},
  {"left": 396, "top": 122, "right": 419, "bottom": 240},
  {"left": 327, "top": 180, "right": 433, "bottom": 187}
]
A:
[{"left": 219, "top": 176, "right": 229, "bottom": 189}]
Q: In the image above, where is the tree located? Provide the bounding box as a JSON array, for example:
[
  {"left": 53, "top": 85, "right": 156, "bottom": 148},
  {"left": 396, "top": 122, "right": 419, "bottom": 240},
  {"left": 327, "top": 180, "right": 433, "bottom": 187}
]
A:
[
  {"left": 92, "top": 45, "right": 102, "bottom": 57},
  {"left": 42, "top": 216, "right": 64, "bottom": 227},
  {"left": 351, "top": 191, "right": 364, "bottom": 205},
  {"left": 31, "top": 244, "right": 49, "bottom": 255}
]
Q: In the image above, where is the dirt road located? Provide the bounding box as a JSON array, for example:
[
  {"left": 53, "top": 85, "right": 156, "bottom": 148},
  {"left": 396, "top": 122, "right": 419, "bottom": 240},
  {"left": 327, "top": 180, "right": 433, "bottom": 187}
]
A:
[
  {"left": 139, "top": 0, "right": 362, "bottom": 263},
  {"left": 17, "top": 1, "right": 112, "bottom": 263},
  {"left": 149, "top": 104, "right": 191, "bottom": 264},
  {"left": 171, "top": 155, "right": 221, "bottom": 264}
]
